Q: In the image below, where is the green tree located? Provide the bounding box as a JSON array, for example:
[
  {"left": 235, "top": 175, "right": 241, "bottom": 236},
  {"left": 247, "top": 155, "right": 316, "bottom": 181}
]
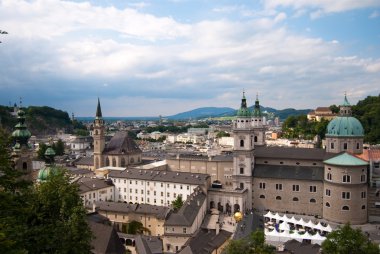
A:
[
  {"left": 329, "top": 104, "right": 339, "bottom": 114},
  {"left": 225, "top": 230, "right": 274, "bottom": 254},
  {"left": 322, "top": 223, "right": 379, "bottom": 254},
  {"left": 216, "top": 131, "right": 230, "bottom": 138},
  {"left": 52, "top": 139, "right": 65, "bottom": 155},
  {"left": 171, "top": 195, "right": 184, "bottom": 211},
  {"left": 124, "top": 220, "right": 150, "bottom": 235},
  {"left": 37, "top": 142, "right": 48, "bottom": 160},
  {"left": 74, "top": 129, "right": 90, "bottom": 136}
]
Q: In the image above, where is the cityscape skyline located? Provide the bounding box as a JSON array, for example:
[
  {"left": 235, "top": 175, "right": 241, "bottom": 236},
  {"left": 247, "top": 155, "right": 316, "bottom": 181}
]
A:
[{"left": 0, "top": 0, "right": 379, "bottom": 117}]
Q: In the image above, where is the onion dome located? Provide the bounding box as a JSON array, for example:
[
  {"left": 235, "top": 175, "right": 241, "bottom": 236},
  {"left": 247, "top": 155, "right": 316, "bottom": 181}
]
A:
[
  {"left": 237, "top": 92, "right": 251, "bottom": 117},
  {"left": 252, "top": 93, "right": 262, "bottom": 118},
  {"left": 326, "top": 95, "right": 364, "bottom": 137},
  {"left": 37, "top": 144, "right": 59, "bottom": 182},
  {"left": 12, "top": 109, "right": 31, "bottom": 150}
]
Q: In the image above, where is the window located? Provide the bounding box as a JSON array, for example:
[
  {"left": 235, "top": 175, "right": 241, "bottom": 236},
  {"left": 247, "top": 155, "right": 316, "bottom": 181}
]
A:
[
  {"left": 167, "top": 193, "right": 170, "bottom": 197},
  {"left": 293, "top": 197, "right": 299, "bottom": 201},
  {"left": 240, "top": 168, "right": 244, "bottom": 174},
  {"left": 147, "top": 190, "right": 150, "bottom": 195},
  {"left": 259, "top": 195, "right": 265, "bottom": 199},
  {"left": 180, "top": 185, "right": 183, "bottom": 189},
  {"left": 124, "top": 188, "right": 126, "bottom": 192},
  {"left": 326, "top": 202, "right": 330, "bottom": 207},
  {"left": 343, "top": 143, "right": 347, "bottom": 150},
  {"left": 342, "top": 192, "right": 350, "bottom": 199},
  {"left": 174, "top": 184, "right": 176, "bottom": 189},
  {"left": 310, "top": 198, "right": 316, "bottom": 203},
  {"left": 240, "top": 183, "right": 244, "bottom": 189},
  {"left": 309, "top": 186, "right": 317, "bottom": 193},
  {"left": 154, "top": 191, "right": 156, "bottom": 196},
  {"left": 326, "top": 189, "right": 331, "bottom": 196},
  {"left": 292, "top": 185, "right": 300, "bottom": 192},
  {"left": 280, "top": 161, "right": 283, "bottom": 164},
  {"left": 356, "top": 143, "right": 360, "bottom": 149},
  {"left": 276, "top": 196, "right": 282, "bottom": 200},
  {"left": 327, "top": 173, "right": 332, "bottom": 181},
  {"left": 374, "top": 162, "right": 380, "bottom": 169},
  {"left": 141, "top": 190, "right": 144, "bottom": 194},
  {"left": 330, "top": 142, "right": 334, "bottom": 149},
  {"left": 183, "top": 228, "right": 187, "bottom": 233},
  {"left": 361, "top": 191, "right": 366, "bottom": 198},
  {"left": 259, "top": 182, "right": 266, "bottom": 189},
  {"left": 135, "top": 189, "right": 138, "bottom": 194},
  {"left": 276, "top": 184, "right": 283, "bottom": 190},
  {"left": 342, "top": 206, "right": 349, "bottom": 211},
  {"left": 161, "top": 192, "right": 163, "bottom": 197},
  {"left": 254, "top": 136, "right": 258, "bottom": 142},
  {"left": 161, "top": 183, "right": 163, "bottom": 187},
  {"left": 187, "top": 186, "right": 190, "bottom": 190},
  {"left": 342, "top": 175, "right": 351, "bottom": 183},
  {"left": 361, "top": 174, "right": 366, "bottom": 182},
  {"left": 174, "top": 193, "right": 177, "bottom": 198},
  {"left": 362, "top": 205, "right": 366, "bottom": 210}
]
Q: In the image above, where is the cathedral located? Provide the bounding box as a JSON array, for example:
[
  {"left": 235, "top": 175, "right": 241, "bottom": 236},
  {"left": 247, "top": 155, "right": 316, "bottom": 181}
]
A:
[{"left": 167, "top": 93, "right": 371, "bottom": 224}]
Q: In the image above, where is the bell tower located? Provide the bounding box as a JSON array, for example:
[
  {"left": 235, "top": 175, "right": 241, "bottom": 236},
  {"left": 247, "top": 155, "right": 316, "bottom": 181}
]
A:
[
  {"left": 252, "top": 93, "right": 265, "bottom": 146},
  {"left": 232, "top": 92, "right": 254, "bottom": 209},
  {"left": 93, "top": 98, "right": 105, "bottom": 169},
  {"left": 11, "top": 107, "right": 33, "bottom": 179}
]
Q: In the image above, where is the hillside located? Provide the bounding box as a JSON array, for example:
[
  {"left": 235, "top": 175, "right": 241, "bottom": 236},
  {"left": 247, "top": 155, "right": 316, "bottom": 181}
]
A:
[
  {"left": 167, "top": 107, "right": 234, "bottom": 120},
  {"left": 0, "top": 105, "right": 73, "bottom": 136},
  {"left": 216, "top": 106, "right": 311, "bottom": 120}
]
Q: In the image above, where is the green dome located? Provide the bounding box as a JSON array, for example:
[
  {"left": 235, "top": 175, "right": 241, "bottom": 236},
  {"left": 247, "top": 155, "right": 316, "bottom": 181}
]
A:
[
  {"left": 326, "top": 116, "right": 364, "bottom": 137},
  {"left": 37, "top": 166, "right": 59, "bottom": 182},
  {"left": 12, "top": 109, "right": 31, "bottom": 149}
]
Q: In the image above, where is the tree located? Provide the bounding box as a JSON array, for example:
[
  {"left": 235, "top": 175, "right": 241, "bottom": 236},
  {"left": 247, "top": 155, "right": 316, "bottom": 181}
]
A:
[
  {"left": 216, "top": 131, "right": 230, "bottom": 138},
  {"left": 172, "top": 195, "right": 184, "bottom": 211},
  {"left": 322, "top": 223, "right": 379, "bottom": 254},
  {"left": 225, "top": 230, "right": 274, "bottom": 254},
  {"left": 329, "top": 104, "right": 339, "bottom": 114},
  {"left": 37, "top": 142, "right": 48, "bottom": 160},
  {"left": 53, "top": 139, "right": 65, "bottom": 155},
  {"left": 0, "top": 130, "right": 93, "bottom": 253},
  {"left": 123, "top": 220, "right": 150, "bottom": 235}
]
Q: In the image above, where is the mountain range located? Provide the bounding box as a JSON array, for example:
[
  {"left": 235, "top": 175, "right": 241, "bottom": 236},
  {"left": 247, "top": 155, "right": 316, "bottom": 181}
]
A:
[{"left": 167, "top": 106, "right": 312, "bottom": 120}]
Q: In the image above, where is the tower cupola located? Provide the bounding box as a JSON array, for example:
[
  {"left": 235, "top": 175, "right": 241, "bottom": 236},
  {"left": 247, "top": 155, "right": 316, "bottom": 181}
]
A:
[{"left": 12, "top": 109, "right": 31, "bottom": 150}]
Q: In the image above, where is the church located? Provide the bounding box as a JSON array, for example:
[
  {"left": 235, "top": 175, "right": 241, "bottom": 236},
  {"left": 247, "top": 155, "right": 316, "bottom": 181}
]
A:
[{"left": 167, "top": 93, "right": 371, "bottom": 224}]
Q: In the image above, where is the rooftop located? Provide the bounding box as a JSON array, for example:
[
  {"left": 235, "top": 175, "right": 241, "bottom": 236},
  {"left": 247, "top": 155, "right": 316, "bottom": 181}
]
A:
[
  {"left": 95, "top": 201, "right": 170, "bottom": 220},
  {"left": 78, "top": 178, "right": 114, "bottom": 193},
  {"left": 255, "top": 146, "right": 334, "bottom": 161},
  {"left": 103, "top": 131, "right": 142, "bottom": 155},
  {"left": 324, "top": 152, "right": 368, "bottom": 166},
  {"left": 165, "top": 190, "right": 206, "bottom": 227},
  {"left": 108, "top": 168, "right": 210, "bottom": 185}
]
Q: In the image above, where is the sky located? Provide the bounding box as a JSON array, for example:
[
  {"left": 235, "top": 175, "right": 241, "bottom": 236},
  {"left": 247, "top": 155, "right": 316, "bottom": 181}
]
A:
[{"left": 0, "top": 0, "right": 379, "bottom": 117}]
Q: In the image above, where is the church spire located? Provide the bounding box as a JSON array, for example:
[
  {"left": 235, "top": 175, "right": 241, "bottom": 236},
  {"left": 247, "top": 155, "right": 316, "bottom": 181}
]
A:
[
  {"left": 96, "top": 97, "right": 102, "bottom": 119},
  {"left": 252, "top": 93, "right": 261, "bottom": 117},
  {"left": 339, "top": 93, "right": 352, "bottom": 116},
  {"left": 11, "top": 108, "right": 31, "bottom": 150},
  {"left": 237, "top": 91, "right": 251, "bottom": 117}
]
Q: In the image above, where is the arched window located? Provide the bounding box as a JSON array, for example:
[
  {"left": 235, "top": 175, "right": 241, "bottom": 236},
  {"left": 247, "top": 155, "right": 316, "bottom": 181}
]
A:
[
  {"left": 95, "top": 130, "right": 98, "bottom": 135},
  {"left": 259, "top": 195, "right": 265, "bottom": 199},
  {"left": 276, "top": 196, "right": 281, "bottom": 200},
  {"left": 356, "top": 143, "right": 360, "bottom": 149},
  {"left": 327, "top": 173, "right": 332, "bottom": 181},
  {"left": 240, "top": 140, "right": 244, "bottom": 147},
  {"left": 22, "top": 162, "right": 27, "bottom": 170},
  {"left": 361, "top": 205, "right": 366, "bottom": 210},
  {"left": 254, "top": 136, "right": 258, "bottom": 142},
  {"left": 293, "top": 197, "right": 299, "bottom": 202},
  {"left": 342, "top": 174, "right": 351, "bottom": 183},
  {"left": 106, "top": 157, "right": 110, "bottom": 166},
  {"left": 342, "top": 206, "right": 349, "bottom": 211},
  {"left": 130, "top": 157, "right": 135, "bottom": 163},
  {"left": 325, "top": 202, "right": 330, "bottom": 207},
  {"left": 310, "top": 198, "right": 316, "bottom": 203},
  {"left": 121, "top": 158, "right": 126, "bottom": 167},
  {"left": 112, "top": 158, "right": 116, "bottom": 167}
]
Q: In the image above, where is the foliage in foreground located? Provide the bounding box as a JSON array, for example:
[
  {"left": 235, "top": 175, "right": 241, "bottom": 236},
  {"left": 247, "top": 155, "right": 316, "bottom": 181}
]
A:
[
  {"left": 322, "top": 223, "right": 379, "bottom": 254},
  {"left": 225, "top": 230, "right": 275, "bottom": 254},
  {"left": 0, "top": 128, "right": 93, "bottom": 253}
]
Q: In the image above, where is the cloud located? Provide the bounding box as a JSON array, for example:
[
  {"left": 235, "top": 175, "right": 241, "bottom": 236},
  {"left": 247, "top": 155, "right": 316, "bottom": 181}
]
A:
[
  {"left": 264, "top": 0, "right": 380, "bottom": 18},
  {"left": 0, "top": 0, "right": 379, "bottom": 116},
  {"left": 369, "top": 10, "right": 380, "bottom": 18}
]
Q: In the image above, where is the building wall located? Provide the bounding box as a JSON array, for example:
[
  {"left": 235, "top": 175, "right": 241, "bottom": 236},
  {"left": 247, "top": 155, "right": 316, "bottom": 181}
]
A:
[
  {"left": 252, "top": 178, "right": 323, "bottom": 216},
  {"left": 323, "top": 164, "right": 368, "bottom": 224},
  {"left": 255, "top": 158, "right": 324, "bottom": 167},
  {"left": 98, "top": 210, "right": 165, "bottom": 236},
  {"left": 325, "top": 136, "right": 363, "bottom": 154},
  {"left": 80, "top": 186, "right": 114, "bottom": 206},
  {"left": 110, "top": 176, "right": 204, "bottom": 207},
  {"left": 166, "top": 158, "right": 233, "bottom": 187}
]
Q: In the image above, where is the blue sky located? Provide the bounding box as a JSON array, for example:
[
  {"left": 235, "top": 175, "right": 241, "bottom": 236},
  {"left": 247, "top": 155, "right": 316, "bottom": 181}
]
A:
[{"left": 0, "top": 0, "right": 379, "bottom": 117}]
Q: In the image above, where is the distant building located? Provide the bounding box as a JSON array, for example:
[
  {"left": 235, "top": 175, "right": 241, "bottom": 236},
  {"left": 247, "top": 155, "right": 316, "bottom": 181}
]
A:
[{"left": 307, "top": 107, "right": 336, "bottom": 122}]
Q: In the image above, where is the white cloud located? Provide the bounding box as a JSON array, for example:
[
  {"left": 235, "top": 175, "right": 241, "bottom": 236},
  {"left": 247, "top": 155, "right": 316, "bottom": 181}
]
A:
[
  {"left": 264, "top": 0, "right": 380, "bottom": 17},
  {"left": 0, "top": 0, "right": 379, "bottom": 115},
  {"left": 369, "top": 10, "right": 380, "bottom": 18}
]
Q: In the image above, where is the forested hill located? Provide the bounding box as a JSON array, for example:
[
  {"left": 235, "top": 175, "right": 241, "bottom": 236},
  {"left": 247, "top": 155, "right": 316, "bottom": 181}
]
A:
[
  {"left": 0, "top": 105, "right": 74, "bottom": 136},
  {"left": 352, "top": 94, "right": 380, "bottom": 144}
]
